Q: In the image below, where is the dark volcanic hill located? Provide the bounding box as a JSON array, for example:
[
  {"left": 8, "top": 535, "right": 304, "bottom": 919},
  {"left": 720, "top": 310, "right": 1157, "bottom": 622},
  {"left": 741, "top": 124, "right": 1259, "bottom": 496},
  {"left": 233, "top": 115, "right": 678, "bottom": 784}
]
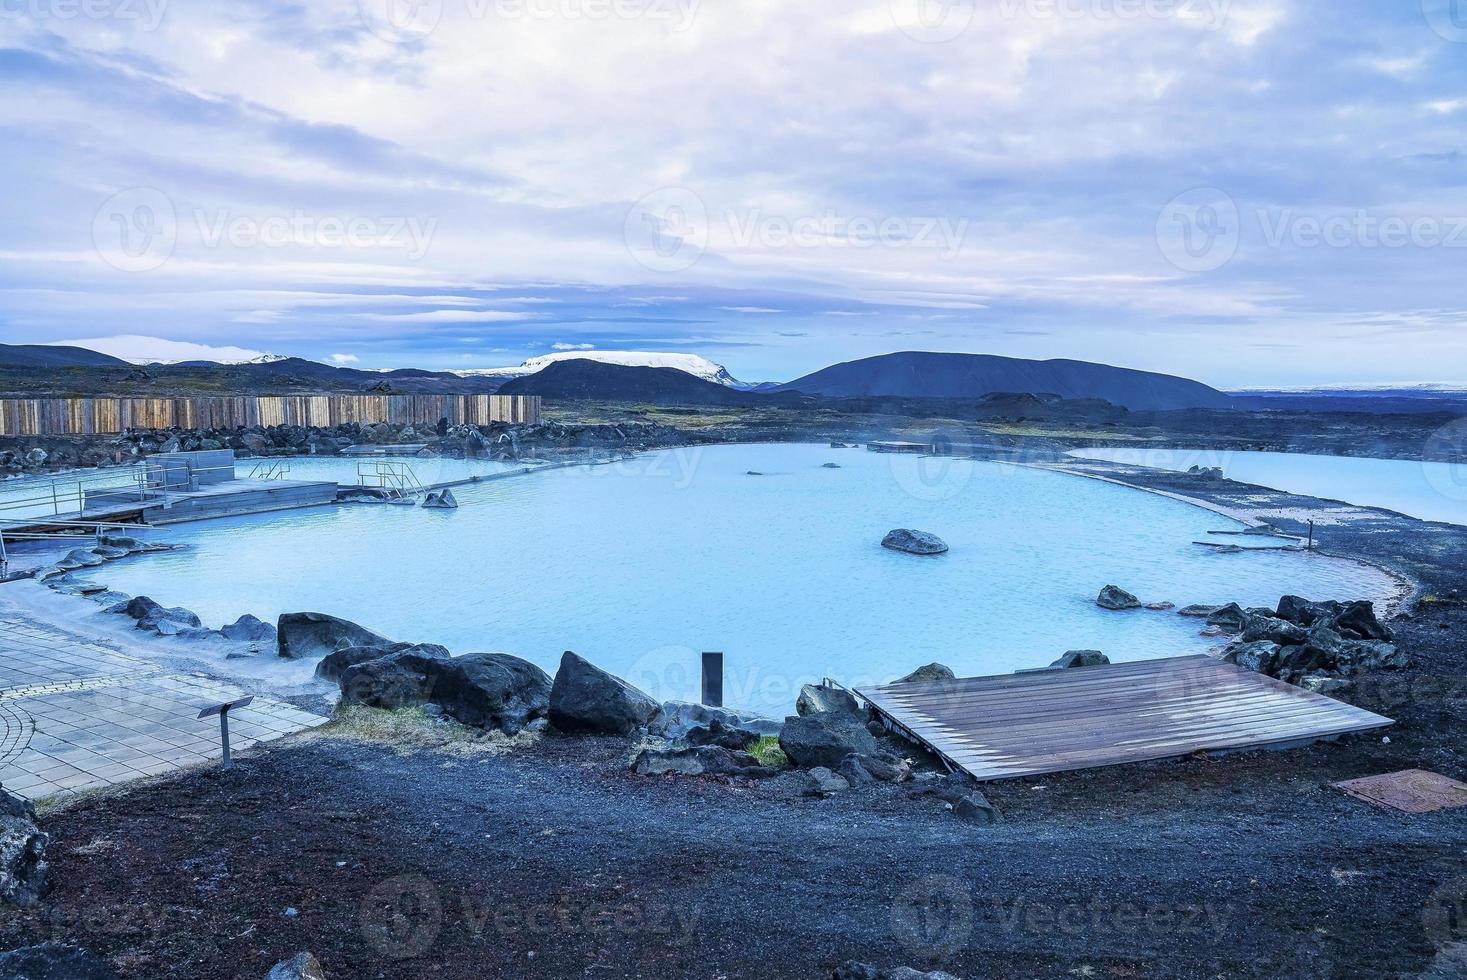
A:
[
  {"left": 0, "top": 343, "right": 131, "bottom": 368},
  {"left": 498, "top": 359, "right": 756, "bottom": 405},
  {"left": 775, "top": 351, "right": 1234, "bottom": 411}
]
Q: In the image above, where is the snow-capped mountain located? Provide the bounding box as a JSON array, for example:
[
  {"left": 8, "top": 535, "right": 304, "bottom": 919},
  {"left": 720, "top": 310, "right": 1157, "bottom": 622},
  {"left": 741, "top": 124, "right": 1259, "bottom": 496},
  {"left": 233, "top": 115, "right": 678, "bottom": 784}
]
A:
[{"left": 461, "top": 351, "right": 747, "bottom": 388}]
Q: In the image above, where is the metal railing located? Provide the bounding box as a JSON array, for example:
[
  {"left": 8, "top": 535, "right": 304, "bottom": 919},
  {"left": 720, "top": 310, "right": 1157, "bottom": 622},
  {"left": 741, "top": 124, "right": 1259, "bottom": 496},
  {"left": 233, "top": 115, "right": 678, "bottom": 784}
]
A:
[
  {"left": 0, "top": 460, "right": 243, "bottom": 523},
  {"left": 354, "top": 460, "right": 424, "bottom": 499},
  {"left": 0, "top": 516, "right": 157, "bottom": 576},
  {"left": 247, "top": 459, "right": 291, "bottom": 481}
]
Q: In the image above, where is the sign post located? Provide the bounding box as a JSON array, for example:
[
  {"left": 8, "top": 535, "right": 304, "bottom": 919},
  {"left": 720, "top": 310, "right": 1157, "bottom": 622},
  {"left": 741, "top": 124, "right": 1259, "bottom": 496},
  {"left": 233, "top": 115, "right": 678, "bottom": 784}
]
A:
[{"left": 198, "top": 696, "right": 255, "bottom": 769}]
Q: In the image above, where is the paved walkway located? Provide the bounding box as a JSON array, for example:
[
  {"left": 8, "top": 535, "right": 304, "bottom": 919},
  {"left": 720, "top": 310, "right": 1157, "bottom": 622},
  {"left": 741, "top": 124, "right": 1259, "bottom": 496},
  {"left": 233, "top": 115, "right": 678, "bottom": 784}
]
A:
[{"left": 0, "top": 616, "right": 326, "bottom": 801}]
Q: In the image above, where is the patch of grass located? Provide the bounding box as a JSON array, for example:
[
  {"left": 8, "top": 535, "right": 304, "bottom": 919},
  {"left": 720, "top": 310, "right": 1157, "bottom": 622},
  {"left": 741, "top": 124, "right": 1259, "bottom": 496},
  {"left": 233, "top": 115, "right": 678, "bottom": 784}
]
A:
[
  {"left": 317, "top": 704, "right": 538, "bottom": 756},
  {"left": 749, "top": 736, "right": 788, "bottom": 768}
]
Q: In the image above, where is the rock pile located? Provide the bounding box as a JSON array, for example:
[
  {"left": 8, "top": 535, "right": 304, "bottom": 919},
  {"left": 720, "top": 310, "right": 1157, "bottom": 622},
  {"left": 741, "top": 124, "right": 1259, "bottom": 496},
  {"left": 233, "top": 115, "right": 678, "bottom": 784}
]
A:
[
  {"left": 1214, "top": 595, "right": 1403, "bottom": 685},
  {"left": 0, "top": 785, "right": 49, "bottom": 909}
]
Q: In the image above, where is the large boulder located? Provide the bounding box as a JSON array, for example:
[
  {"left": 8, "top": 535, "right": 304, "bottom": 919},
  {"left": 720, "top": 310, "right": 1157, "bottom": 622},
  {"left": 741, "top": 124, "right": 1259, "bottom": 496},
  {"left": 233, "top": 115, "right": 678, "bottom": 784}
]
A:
[
  {"left": 1221, "top": 640, "right": 1282, "bottom": 674},
  {"left": 796, "top": 683, "right": 863, "bottom": 720},
  {"left": 1205, "top": 602, "right": 1249, "bottom": 633},
  {"left": 278, "top": 612, "right": 394, "bottom": 661},
  {"left": 880, "top": 529, "right": 949, "bottom": 555},
  {"left": 1241, "top": 615, "right": 1310, "bottom": 647},
  {"left": 338, "top": 648, "right": 449, "bottom": 710},
  {"left": 1332, "top": 600, "right": 1393, "bottom": 641},
  {"left": 1096, "top": 585, "right": 1141, "bottom": 610},
  {"left": 1051, "top": 650, "right": 1109, "bottom": 669},
  {"left": 265, "top": 953, "right": 326, "bottom": 980},
  {"left": 109, "top": 595, "right": 201, "bottom": 633},
  {"left": 0, "top": 944, "right": 118, "bottom": 980},
  {"left": 317, "top": 643, "right": 448, "bottom": 683},
  {"left": 428, "top": 653, "right": 552, "bottom": 734},
  {"left": 779, "top": 713, "right": 881, "bottom": 769},
  {"left": 893, "top": 663, "right": 956, "bottom": 685},
  {"left": 646, "top": 701, "right": 782, "bottom": 740},
  {"left": 549, "top": 652, "right": 659, "bottom": 736},
  {"left": 1276, "top": 595, "right": 1342, "bottom": 628},
  {"left": 0, "top": 788, "right": 48, "bottom": 909}
]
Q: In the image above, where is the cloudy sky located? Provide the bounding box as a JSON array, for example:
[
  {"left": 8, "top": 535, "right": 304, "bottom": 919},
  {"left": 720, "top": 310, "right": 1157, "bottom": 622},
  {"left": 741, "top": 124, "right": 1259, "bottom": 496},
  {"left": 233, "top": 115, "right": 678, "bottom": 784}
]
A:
[{"left": 1, "top": 0, "right": 1465, "bottom": 386}]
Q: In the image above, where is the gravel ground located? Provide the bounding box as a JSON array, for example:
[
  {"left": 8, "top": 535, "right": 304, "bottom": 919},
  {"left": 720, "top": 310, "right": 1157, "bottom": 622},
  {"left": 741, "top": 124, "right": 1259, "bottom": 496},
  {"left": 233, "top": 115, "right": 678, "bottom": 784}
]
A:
[{"left": 3, "top": 458, "right": 1467, "bottom": 980}]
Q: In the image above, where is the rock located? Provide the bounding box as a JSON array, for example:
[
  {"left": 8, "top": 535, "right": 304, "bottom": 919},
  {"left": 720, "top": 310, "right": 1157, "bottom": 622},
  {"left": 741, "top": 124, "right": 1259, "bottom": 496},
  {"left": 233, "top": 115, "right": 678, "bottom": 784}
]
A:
[
  {"left": 647, "top": 701, "right": 781, "bottom": 740},
  {"left": 1342, "top": 640, "right": 1406, "bottom": 673},
  {"left": 1221, "top": 640, "right": 1281, "bottom": 674},
  {"left": 796, "top": 683, "right": 864, "bottom": 720},
  {"left": 1096, "top": 585, "right": 1141, "bottom": 610},
  {"left": 779, "top": 713, "right": 881, "bottom": 769},
  {"left": 1050, "top": 650, "right": 1110, "bottom": 669},
  {"left": 1332, "top": 600, "right": 1393, "bottom": 641},
  {"left": 549, "top": 652, "right": 659, "bottom": 736},
  {"left": 1276, "top": 595, "right": 1342, "bottom": 628},
  {"left": 846, "top": 752, "right": 909, "bottom": 782},
  {"left": 338, "top": 648, "right": 451, "bottom": 710},
  {"left": 881, "top": 529, "right": 949, "bottom": 555},
  {"left": 421, "top": 489, "right": 459, "bottom": 509},
  {"left": 803, "top": 767, "right": 850, "bottom": 795},
  {"left": 1145, "top": 601, "right": 1176, "bottom": 610},
  {"left": 265, "top": 953, "right": 326, "bottom": 980},
  {"left": 318, "top": 643, "right": 449, "bottom": 683},
  {"left": 837, "top": 754, "right": 876, "bottom": 786},
  {"left": 0, "top": 944, "right": 118, "bottom": 980},
  {"left": 684, "top": 719, "right": 760, "bottom": 751},
  {"left": 278, "top": 612, "right": 394, "bottom": 660},
  {"left": 630, "top": 745, "right": 770, "bottom": 778},
  {"left": 953, "top": 791, "right": 1002, "bottom": 825},
  {"left": 1241, "top": 615, "right": 1310, "bottom": 646},
  {"left": 113, "top": 595, "right": 201, "bottom": 633},
  {"left": 1177, "top": 604, "right": 1221, "bottom": 617},
  {"left": 428, "top": 652, "right": 552, "bottom": 734},
  {"left": 221, "top": 614, "right": 277, "bottom": 643},
  {"left": 1205, "top": 602, "right": 1249, "bottom": 632},
  {"left": 1299, "top": 676, "right": 1353, "bottom": 697},
  {"left": 61, "top": 548, "right": 104, "bottom": 568},
  {"left": 821, "top": 462, "right": 841, "bottom": 469},
  {"left": 893, "top": 663, "right": 956, "bottom": 685},
  {"left": 0, "top": 787, "right": 48, "bottom": 908}
]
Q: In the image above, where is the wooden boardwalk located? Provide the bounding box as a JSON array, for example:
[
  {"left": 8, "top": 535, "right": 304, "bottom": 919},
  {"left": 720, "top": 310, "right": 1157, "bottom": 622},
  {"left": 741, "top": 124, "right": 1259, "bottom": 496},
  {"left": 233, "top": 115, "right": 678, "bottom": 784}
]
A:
[{"left": 856, "top": 656, "right": 1393, "bottom": 782}]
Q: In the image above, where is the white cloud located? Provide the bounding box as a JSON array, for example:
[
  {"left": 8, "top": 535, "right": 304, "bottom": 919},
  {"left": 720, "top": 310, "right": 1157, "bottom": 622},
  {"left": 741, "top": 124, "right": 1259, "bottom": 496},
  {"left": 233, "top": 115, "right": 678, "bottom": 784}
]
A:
[
  {"left": 551, "top": 342, "right": 595, "bottom": 350},
  {"left": 329, "top": 352, "right": 360, "bottom": 363}
]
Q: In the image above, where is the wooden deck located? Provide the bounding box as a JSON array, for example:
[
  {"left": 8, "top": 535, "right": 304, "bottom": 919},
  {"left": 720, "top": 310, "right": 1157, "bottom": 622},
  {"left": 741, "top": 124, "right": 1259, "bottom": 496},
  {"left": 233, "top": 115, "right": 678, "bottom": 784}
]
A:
[{"left": 855, "top": 656, "right": 1393, "bottom": 782}]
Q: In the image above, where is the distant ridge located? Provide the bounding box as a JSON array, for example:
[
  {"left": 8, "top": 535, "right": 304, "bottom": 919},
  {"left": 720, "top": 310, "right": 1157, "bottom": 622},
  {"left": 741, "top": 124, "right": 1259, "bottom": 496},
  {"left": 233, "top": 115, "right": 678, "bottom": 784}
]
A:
[
  {"left": 776, "top": 351, "right": 1233, "bottom": 412},
  {"left": 0, "top": 343, "right": 131, "bottom": 368},
  {"left": 463, "top": 351, "right": 746, "bottom": 387},
  {"left": 498, "top": 359, "right": 757, "bottom": 405}
]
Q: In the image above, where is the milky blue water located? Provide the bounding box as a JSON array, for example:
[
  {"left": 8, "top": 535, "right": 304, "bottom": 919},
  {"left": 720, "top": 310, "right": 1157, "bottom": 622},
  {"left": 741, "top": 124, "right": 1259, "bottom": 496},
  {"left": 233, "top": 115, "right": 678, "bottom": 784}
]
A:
[
  {"left": 93, "top": 444, "right": 1396, "bottom": 715},
  {"left": 1069, "top": 447, "right": 1467, "bottom": 527}
]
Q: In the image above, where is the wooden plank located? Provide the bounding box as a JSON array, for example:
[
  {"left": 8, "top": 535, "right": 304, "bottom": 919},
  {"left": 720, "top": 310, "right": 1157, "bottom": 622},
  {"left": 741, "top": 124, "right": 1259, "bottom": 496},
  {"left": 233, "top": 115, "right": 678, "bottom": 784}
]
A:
[{"left": 857, "top": 656, "right": 1393, "bottom": 782}]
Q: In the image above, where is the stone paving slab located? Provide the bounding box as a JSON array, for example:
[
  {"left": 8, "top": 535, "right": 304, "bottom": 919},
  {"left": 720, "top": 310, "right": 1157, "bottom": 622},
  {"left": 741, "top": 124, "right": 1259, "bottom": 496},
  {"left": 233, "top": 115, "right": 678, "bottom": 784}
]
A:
[{"left": 0, "top": 614, "right": 327, "bottom": 801}]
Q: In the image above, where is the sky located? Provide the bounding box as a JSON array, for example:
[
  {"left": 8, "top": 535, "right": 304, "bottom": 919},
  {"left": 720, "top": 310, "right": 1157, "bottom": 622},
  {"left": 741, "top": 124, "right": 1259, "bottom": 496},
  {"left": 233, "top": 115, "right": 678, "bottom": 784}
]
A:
[{"left": 1, "top": 1, "right": 1466, "bottom": 387}]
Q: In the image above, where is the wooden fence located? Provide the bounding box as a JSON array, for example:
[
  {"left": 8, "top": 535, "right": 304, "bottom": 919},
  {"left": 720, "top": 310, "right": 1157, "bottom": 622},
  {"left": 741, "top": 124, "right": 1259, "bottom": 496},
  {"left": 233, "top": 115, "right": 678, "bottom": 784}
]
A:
[{"left": 0, "top": 394, "right": 542, "bottom": 436}]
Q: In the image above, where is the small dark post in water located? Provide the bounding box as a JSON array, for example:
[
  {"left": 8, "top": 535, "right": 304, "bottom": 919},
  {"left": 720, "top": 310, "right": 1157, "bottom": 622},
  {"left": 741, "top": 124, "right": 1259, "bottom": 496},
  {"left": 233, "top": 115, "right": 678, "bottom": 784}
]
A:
[
  {"left": 701, "top": 652, "right": 724, "bottom": 708},
  {"left": 1308, "top": 520, "right": 1315, "bottom": 550},
  {"left": 198, "top": 696, "right": 255, "bottom": 770}
]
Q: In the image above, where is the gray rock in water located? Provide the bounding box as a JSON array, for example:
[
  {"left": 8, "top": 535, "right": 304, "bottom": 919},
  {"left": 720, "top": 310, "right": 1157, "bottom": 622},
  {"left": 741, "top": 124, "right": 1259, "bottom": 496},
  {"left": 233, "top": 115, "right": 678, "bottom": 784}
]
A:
[
  {"left": 221, "top": 614, "right": 276, "bottom": 643},
  {"left": 0, "top": 787, "right": 48, "bottom": 909},
  {"left": 1050, "top": 650, "right": 1110, "bottom": 669},
  {"left": 779, "top": 713, "right": 882, "bottom": 769},
  {"left": 1177, "top": 604, "right": 1221, "bottom": 618},
  {"left": 265, "top": 953, "right": 326, "bottom": 980},
  {"left": 1145, "top": 601, "right": 1176, "bottom": 611},
  {"left": 881, "top": 529, "right": 949, "bottom": 555},
  {"left": 796, "top": 683, "right": 863, "bottom": 720},
  {"left": 114, "top": 595, "right": 201, "bottom": 634},
  {"left": 1205, "top": 602, "right": 1249, "bottom": 633},
  {"left": 821, "top": 462, "right": 841, "bottom": 469},
  {"left": 953, "top": 790, "right": 1002, "bottom": 825},
  {"left": 549, "top": 652, "right": 659, "bottom": 736},
  {"left": 630, "top": 745, "right": 770, "bottom": 778},
  {"left": 0, "top": 944, "right": 117, "bottom": 980},
  {"left": 278, "top": 612, "right": 393, "bottom": 660},
  {"left": 61, "top": 548, "right": 105, "bottom": 568},
  {"left": 893, "top": 663, "right": 956, "bottom": 685},
  {"left": 803, "top": 766, "right": 850, "bottom": 795},
  {"left": 1096, "top": 585, "right": 1141, "bottom": 610},
  {"left": 421, "top": 489, "right": 459, "bottom": 509},
  {"left": 428, "top": 652, "right": 552, "bottom": 734}
]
